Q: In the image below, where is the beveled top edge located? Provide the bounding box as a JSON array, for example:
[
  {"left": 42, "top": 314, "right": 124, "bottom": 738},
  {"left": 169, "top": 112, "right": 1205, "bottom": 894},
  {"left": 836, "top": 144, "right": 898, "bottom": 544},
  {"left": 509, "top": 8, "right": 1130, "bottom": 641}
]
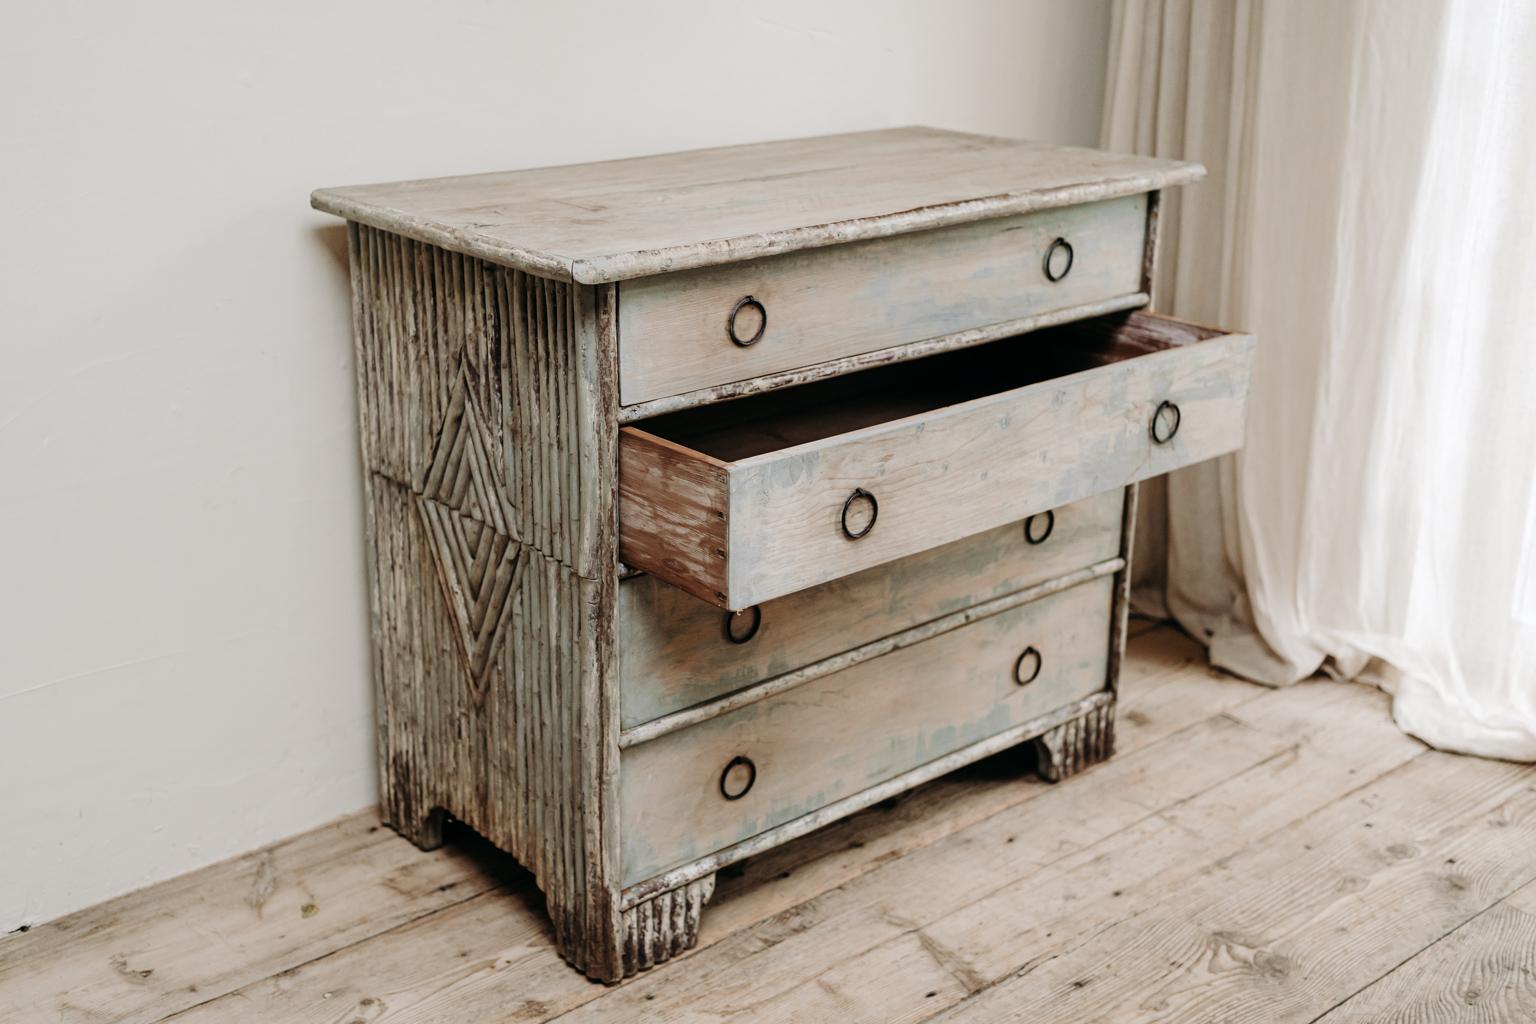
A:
[
  {"left": 312, "top": 127, "right": 1204, "bottom": 284},
  {"left": 312, "top": 189, "right": 579, "bottom": 280}
]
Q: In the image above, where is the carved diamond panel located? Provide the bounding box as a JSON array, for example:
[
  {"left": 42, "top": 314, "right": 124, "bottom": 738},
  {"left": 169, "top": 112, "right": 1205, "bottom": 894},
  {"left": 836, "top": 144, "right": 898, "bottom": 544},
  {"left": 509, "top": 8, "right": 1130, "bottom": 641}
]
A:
[{"left": 416, "top": 380, "right": 522, "bottom": 701}]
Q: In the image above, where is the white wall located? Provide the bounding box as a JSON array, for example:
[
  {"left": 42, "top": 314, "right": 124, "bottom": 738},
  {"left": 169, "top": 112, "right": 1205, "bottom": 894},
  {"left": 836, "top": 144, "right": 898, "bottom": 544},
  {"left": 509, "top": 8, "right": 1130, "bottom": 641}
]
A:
[{"left": 0, "top": 0, "right": 1110, "bottom": 929}]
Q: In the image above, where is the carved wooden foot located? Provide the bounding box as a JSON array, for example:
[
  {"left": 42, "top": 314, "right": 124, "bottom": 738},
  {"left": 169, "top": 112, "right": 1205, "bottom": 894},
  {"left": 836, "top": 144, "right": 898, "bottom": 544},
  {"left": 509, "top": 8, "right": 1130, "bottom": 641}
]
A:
[
  {"left": 1033, "top": 699, "right": 1116, "bottom": 782},
  {"left": 614, "top": 874, "right": 715, "bottom": 978},
  {"left": 386, "top": 806, "right": 446, "bottom": 852}
]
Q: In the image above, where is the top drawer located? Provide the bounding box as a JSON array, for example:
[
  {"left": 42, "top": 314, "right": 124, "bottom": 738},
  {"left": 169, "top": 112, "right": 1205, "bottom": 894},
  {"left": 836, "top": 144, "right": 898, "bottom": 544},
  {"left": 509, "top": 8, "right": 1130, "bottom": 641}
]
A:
[{"left": 617, "top": 194, "right": 1149, "bottom": 406}]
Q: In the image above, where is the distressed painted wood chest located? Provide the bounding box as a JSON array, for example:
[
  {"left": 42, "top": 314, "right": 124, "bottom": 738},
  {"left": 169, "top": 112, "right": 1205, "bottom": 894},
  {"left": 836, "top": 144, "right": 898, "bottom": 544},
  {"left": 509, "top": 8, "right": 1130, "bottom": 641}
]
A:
[{"left": 311, "top": 127, "right": 1253, "bottom": 981}]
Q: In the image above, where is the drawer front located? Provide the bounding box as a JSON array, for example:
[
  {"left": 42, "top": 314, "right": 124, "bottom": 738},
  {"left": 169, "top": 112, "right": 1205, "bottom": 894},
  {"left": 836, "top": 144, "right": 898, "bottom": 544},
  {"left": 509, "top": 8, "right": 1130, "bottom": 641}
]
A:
[
  {"left": 617, "top": 195, "right": 1148, "bottom": 405},
  {"left": 619, "top": 576, "right": 1114, "bottom": 886},
  {"left": 619, "top": 489, "right": 1123, "bottom": 729}
]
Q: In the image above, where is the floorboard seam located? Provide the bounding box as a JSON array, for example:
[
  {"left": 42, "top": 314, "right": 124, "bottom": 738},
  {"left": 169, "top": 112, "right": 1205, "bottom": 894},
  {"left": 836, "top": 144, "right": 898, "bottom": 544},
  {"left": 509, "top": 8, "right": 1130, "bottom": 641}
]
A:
[
  {"left": 907, "top": 747, "right": 1438, "bottom": 1024},
  {"left": 152, "top": 879, "right": 526, "bottom": 1024},
  {"left": 925, "top": 730, "right": 1302, "bottom": 928},
  {"left": 1300, "top": 865, "right": 1536, "bottom": 1024}
]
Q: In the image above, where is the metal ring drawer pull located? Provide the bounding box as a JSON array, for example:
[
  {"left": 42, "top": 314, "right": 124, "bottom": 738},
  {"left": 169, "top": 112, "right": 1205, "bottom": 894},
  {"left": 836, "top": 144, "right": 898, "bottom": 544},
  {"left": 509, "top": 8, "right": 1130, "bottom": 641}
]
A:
[
  {"left": 1151, "top": 400, "right": 1182, "bottom": 444},
  {"left": 719, "top": 755, "right": 757, "bottom": 800},
  {"left": 1024, "top": 510, "right": 1055, "bottom": 545},
  {"left": 727, "top": 295, "right": 767, "bottom": 347},
  {"left": 1043, "top": 237, "right": 1074, "bottom": 282},
  {"left": 1014, "top": 646, "right": 1043, "bottom": 686},
  {"left": 840, "top": 487, "right": 879, "bottom": 540},
  {"left": 723, "top": 606, "right": 762, "bottom": 645}
]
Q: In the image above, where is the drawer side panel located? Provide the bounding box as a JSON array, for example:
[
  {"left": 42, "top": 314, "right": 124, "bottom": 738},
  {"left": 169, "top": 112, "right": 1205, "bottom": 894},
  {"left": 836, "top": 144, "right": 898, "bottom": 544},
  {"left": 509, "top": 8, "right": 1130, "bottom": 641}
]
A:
[{"left": 618, "top": 429, "right": 731, "bottom": 606}]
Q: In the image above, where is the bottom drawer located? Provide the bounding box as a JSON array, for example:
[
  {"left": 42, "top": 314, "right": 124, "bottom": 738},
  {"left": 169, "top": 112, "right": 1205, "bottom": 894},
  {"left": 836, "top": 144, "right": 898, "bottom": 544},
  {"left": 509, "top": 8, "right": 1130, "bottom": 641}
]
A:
[{"left": 619, "top": 574, "right": 1115, "bottom": 887}]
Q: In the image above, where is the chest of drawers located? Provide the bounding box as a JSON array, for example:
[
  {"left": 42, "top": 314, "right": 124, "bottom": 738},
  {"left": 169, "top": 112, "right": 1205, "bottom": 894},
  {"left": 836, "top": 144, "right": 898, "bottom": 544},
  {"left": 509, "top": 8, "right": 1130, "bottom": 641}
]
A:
[{"left": 312, "top": 127, "right": 1253, "bottom": 981}]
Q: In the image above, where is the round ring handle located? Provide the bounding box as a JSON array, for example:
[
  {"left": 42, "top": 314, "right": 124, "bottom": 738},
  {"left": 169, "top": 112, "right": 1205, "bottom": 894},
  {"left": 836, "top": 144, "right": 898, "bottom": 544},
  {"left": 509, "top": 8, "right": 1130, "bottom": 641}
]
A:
[
  {"left": 1043, "top": 237, "right": 1074, "bottom": 282},
  {"left": 719, "top": 755, "right": 757, "bottom": 800},
  {"left": 723, "top": 606, "right": 762, "bottom": 645},
  {"left": 1024, "top": 510, "right": 1055, "bottom": 545},
  {"left": 1014, "top": 646, "right": 1043, "bottom": 686},
  {"left": 1151, "top": 400, "right": 1182, "bottom": 444},
  {"left": 840, "top": 487, "right": 879, "bottom": 540},
  {"left": 727, "top": 296, "right": 767, "bottom": 347}
]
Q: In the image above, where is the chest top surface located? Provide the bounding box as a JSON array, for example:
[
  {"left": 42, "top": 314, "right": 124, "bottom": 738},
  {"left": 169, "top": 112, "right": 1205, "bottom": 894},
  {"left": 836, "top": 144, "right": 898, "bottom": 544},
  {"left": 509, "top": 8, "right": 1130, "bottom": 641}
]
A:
[{"left": 312, "top": 126, "right": 1201, "bottom": 284}]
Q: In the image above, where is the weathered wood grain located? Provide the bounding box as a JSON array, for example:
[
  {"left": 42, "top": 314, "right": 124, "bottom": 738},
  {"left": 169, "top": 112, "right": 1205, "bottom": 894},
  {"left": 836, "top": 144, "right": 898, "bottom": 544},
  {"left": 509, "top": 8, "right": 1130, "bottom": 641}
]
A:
[
  {"left": 159, "top": 879, "right": 572, "bottom": 1024},
  {"left": 926, "top": 750, "right": 1536, "bottom": 1023},
  {"left": 1032, "top": 698, "right": 1116, "bottom": 780},
  {"left": 619, "top": 490, "right": 1123, "bottom": 730},
  {"left": 0, "top": 816, "right": 509, "bottom": 1024},
  {"left": 1105, "top": 484, "right": 1138, "bottom": 695},
  {"left": 1140, "top": 188, "right": 1163, "bottom": 297},
  {"left": 616, "top": 428, "right": 731, "bottom": 606},
  {"left": 617, "top": 195, "right": 1147, "bottom": 403},
  {"left": 619, "top": 577, "right": 1115, "bottom": 887},
  {"left": 348, "top": 226, "right": 636, "bottom": 980},
  {"left": 910, "top": 682, "right": 1431, "bottom": 991},
  {"left": 1312, "top": 878, "right": 1536, "bottom": 1022},
  {"left": 312, "top": 127, "right": 1203, "bottom": 284},
  {"left": 619, "top": 874, "right": 716, "bottom": 975}
]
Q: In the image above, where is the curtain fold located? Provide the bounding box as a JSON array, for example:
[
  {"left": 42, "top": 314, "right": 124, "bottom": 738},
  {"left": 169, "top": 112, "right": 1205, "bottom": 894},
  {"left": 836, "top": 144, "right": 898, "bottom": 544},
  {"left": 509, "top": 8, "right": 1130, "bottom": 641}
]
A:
[{"left": 1104, "top": 0, "right": 1536, "bottom": 760}]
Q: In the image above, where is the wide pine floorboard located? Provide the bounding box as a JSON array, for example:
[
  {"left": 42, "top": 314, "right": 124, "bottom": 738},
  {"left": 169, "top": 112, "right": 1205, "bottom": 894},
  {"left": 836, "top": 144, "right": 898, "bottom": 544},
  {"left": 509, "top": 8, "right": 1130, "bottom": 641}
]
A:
[{"left": 5, "top": 625, "right": 1534, "bottom": 1023}]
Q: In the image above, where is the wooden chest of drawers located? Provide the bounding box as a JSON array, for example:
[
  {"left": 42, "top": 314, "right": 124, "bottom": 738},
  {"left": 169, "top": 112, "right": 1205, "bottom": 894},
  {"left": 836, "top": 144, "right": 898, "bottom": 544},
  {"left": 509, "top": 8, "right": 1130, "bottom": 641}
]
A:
[{"left": 312, "top": 127, "right": 1252, "bottom": 981}]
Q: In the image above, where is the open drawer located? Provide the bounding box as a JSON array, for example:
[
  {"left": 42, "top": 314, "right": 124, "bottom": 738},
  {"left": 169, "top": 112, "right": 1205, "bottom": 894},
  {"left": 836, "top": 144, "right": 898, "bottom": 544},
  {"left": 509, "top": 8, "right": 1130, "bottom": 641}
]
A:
[{"left": 619, "top": 310, "right": 1253, "bottom": 610}]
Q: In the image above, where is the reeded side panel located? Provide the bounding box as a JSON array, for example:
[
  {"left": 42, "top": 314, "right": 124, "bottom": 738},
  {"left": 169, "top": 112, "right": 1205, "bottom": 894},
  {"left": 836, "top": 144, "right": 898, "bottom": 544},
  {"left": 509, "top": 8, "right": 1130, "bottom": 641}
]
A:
[{"left": 347, "top": 224, "right": 632, "bottom": 979}]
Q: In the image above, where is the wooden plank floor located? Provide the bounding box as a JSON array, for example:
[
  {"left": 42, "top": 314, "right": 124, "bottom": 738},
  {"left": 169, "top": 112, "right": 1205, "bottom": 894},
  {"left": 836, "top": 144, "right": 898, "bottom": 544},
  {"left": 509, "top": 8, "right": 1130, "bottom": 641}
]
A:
[{"left": 6, "top": 624, "right": 1535, "bottom": 1023}]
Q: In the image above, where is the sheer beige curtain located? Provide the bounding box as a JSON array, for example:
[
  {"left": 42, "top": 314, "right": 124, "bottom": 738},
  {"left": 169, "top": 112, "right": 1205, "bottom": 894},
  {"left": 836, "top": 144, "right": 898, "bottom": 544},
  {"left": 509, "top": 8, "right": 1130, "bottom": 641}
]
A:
[{"left": 1104, "top": 0, "right": 1536, "bottom": 759}]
